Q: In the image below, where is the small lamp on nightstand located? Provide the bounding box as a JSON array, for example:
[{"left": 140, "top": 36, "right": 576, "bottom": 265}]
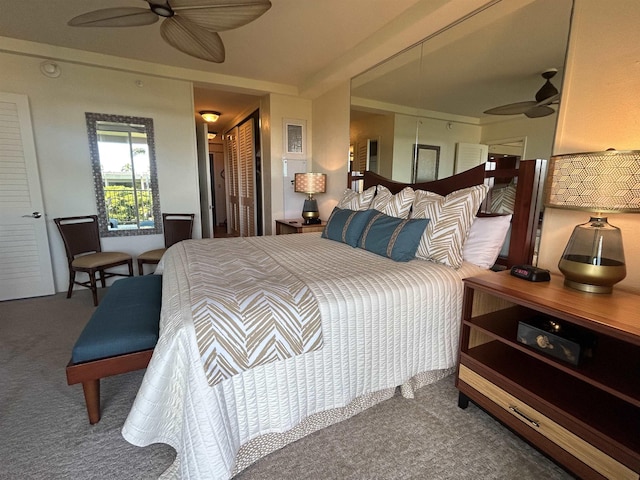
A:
[
  {"left": 545, "top": 149, "right": 640, "bottom": 293},
  {"left": 294, "top": 172, "right": 326, "bottom": 224}
]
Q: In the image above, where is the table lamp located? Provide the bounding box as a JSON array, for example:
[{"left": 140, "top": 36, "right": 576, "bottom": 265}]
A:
[
  {"left": 545, "top": 150, "right": 640, "bottom": 293},
  {"left": 294, "top": 172, "right": 326, "bottom": 224}
]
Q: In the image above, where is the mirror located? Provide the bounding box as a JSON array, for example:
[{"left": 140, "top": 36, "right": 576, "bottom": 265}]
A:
[
  {"left": 350, "top": 0, "right": 573, "bottom": 183},
  {"left": 412, "top": 144, "right": 440, "bottom": 182},
  {"left": 86, "top": 113, "right": 161, "bottom": 236}
]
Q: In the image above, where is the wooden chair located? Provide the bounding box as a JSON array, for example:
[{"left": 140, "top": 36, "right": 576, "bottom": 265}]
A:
[
  {"left": 137, "top": 213, "right": 195, "bottom": 275},
  {"left": 54, "top": 215, "right": 133, "bottom": 306}
]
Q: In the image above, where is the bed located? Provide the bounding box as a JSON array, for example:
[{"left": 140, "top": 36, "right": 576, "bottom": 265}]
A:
[{"left": 122, "top": 159, "right": 546, "bottom": 479}]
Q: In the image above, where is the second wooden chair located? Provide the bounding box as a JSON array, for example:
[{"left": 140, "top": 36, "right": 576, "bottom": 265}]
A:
[{"left": 137, "top": 213, "right": 195, "bottom": 275}]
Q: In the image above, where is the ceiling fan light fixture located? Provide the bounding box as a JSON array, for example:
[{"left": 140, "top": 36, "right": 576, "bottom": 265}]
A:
[
  {"left": 484, "top": 69, "right": 560, "bottom": 118},
  {"left": 200, "top": 111, "right": 221, "bottom": 123},
  {"left": 150, "top": 3, "right": 174, "bottom": 18}
]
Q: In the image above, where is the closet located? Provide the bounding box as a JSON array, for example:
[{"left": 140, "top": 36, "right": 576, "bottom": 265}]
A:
[{"left": 224, "top": 113, "right": 262, "bottom": 237}]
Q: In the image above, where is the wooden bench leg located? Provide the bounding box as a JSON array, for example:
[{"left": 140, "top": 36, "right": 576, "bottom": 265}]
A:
[{"left": 81, "top": 379, "right": 101, "bottom": 424}]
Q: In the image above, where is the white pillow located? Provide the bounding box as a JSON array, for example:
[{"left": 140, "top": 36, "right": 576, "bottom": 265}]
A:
[
  {"left": 370, "top": 185, "right": 415, "bottom": 218},
  {"left": 411, "top": 184, "right": 490, "bottom": 268},
  {"left": 337, "top": 186, "right": 376, "bottom": 211},
  {"left": 463, "top": 215, "right": 512, "bottom": 269}
]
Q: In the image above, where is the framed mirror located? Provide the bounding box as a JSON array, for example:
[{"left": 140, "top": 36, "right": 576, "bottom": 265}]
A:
[
  {"left": 86, "top": 113, "right": 161, "bottom": 237},
  {"left": 350, "top": 0, "right": 573, "bottom": 183},
  {"left": 412, "top": 144, "right": 440, "bottom": 182}
]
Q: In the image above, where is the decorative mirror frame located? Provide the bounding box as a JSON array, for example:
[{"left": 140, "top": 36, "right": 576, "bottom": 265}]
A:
[{"left": 86, "top": 112, "right": 161, "bottom": 237}]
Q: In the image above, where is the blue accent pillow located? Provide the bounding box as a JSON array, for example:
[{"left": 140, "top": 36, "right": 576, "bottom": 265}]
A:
[
  {"left": 321, "top": 207, "right": 376, "bottom": 247},
  {"left": 358, "top": 212, "right": 430, "bottom": 261}
]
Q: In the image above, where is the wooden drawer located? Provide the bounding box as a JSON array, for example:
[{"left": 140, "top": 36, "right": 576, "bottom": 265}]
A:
[{"left": 459, "top": 365, "right": 638, "bottom": 480}]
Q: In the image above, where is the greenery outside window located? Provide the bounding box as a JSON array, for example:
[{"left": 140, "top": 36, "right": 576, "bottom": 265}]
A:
[{"left": 86, "top": 113, "right": 161, "bottom": 237}]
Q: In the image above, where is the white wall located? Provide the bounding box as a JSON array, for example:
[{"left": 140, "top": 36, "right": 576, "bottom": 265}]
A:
[
  {"left": 0, "top": 52, "right": 201, "bottom": 292},
  {"left": 264, "top": 93, "right": 313, "bottom": 234},
  {"left": 350, "top": 112, "right": 395, "bottom": 178},
  {"left": 480, "top": 114, "right": 557, "bottom": 161},
  {"left": 538, "top": 0, "right": 640, "bottom": 293},
  {"left": 392, "top": 115, "right": 481, "bottom": 182},
  {"left": 312, "top": 82, "right": 351, "bottom": 221}
]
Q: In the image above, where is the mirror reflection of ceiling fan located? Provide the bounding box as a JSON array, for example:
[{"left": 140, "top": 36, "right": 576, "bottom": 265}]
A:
[
  {"left": 484, "top": 69, "right": 560, "bottom": 118},
  {"left": 68, "top": 0, "right": 272, "bottom": 63}
]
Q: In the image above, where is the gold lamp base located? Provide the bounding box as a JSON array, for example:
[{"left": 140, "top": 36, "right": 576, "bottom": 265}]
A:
[
  {"left": 558, "top": 257, "right": 626, "bottom": 294},
  {"left": 557, "top": 217, "right": 627, "bottom": 294},
  {"left": 301, "top": 197, "right": 321, "bottom": 224}
]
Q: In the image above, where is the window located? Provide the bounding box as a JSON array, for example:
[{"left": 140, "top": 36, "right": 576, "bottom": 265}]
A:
[{"left": 85, "top": 113, "right": 161, "bottom": 236}]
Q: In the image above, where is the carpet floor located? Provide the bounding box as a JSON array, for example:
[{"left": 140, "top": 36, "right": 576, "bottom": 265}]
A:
[{"left": 0, "top": 288, "right": 575, "bottom": 480}]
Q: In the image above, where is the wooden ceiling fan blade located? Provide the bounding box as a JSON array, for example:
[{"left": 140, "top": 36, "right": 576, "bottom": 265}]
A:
[
  {"left": 484, "top": 101, "right": 537, "bottom": 115},
  {"left": 536, "top": 93, "right": 560, "bottom": 107},
  {"left": 171, "top": 0, "right": 271, "bottom": 31},
  {"left": 161, "top": 16, "right": 225, "bottom": 62},
  {"left": 68, "top": 8, "right": 158, "bottom": 27},
  {"left": 525, "top": 105, "right": 555, "bottom": 118}
]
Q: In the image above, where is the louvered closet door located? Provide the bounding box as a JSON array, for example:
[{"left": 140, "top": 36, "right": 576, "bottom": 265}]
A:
[
  {"left": 224, "top": 130, "right": 240, "bottom": 237},
  {"left": 0, "top": 92, "right": 55, "bottom": 300},
  {"left": 237, "top": 118, "right": 256, "bottom": 237},
  {"left": 355, "top": 141, "right": 369, "bottom": 172}
]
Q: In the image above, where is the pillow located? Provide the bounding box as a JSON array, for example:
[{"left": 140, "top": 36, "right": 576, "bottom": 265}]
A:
[
  {"left": 321, "top": 207, "right": 376, "bottom": 247},
  {"left": 490, "top": 183, "right": 517, "bottom": 214},
  {"left": 463, "top": 215, "right": 512, "bottom": 269},
  {"left": 411, "top": 184, "right": 490, "bottom": 268},
  {"left": 336, "top": 186, "right": 376, "bottom": 211},
  {"left": 369, "top": 185, "right": 415, "bottom": 218},
  {"left": 358, "top": 211, "right": 429, "bottom": 262}
]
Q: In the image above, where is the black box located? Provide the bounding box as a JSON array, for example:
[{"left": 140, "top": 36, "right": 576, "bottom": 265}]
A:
[{"left": 516, "top": 316, "right": 596, "bottom": 365}]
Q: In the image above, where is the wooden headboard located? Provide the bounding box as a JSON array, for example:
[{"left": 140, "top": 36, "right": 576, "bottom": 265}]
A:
[{"left": 361, "top": 159, "right": 547, "bottom": 268}]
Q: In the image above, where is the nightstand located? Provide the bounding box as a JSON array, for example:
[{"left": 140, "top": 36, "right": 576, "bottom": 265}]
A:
[
  {"left": 275, "top": 219, "right": 326, "bottom": 235},
  {"left": 456, "top": 271, "right": 639, "bottom": 480}
]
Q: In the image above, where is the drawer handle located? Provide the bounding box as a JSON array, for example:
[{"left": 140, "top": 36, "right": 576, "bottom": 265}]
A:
[{"left": 509, "top": 406, "right": 540, "bottom": 428}]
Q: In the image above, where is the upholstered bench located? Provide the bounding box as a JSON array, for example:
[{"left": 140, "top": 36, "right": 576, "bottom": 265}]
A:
[{"left": 66, "top": 274, "right": 162, "bottom": 424}]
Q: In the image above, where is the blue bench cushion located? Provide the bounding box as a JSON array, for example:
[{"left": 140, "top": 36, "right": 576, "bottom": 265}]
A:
[{"left": 71, "top": 275, "right": 162, "bottom": 364}]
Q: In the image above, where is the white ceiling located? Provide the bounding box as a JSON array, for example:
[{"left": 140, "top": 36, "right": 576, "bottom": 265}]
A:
[
  {"left": 0, "top": 0, "right": 429, "bottom": 130},
  {"left": 0, "top": 0, "right": 573, "bottom": 129},
  {"left": 0, "top": 0, "right": 426, "bottom": 85}
]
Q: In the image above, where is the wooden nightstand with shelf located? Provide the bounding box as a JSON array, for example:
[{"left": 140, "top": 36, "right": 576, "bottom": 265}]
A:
[
  {"left": 275, "top": 219, "right": 326, "bottom": 235},
  {"left": 456, "top": 271, "right": 639, "bottom": 480}
]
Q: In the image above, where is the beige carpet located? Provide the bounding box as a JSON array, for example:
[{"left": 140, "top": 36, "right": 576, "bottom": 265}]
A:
[{"left": 0, "top": 288, "right": 575, "bottom": 480}]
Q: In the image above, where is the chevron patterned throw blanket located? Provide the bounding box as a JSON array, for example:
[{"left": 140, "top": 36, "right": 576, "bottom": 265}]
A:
[{"left": 175, "top": 238, "right": 323, "bottom": 387}]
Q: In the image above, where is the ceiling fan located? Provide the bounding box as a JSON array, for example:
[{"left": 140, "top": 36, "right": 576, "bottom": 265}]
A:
[
  {"left": 483, "top": 69, "right": 560, "bottom": 118},
  {"left": 68, "top": 0, "right": 272, "bottom": 63}
]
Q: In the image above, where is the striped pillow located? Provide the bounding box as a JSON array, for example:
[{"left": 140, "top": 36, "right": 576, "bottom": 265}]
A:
[
  {"left": 370, "top": 185, "right": 415, "bottom": 218},
  {"left": 337, "top": 186, "right": 376, "bottom": 211},
  {"left": 490, "top": 183, "right": 517, "bottom": 214},
  {"left": 358, "top": 211, "right": 429, "bottom": 262},
  {"left": 412, "top": 184, "right": 490, "bottom": 268}
]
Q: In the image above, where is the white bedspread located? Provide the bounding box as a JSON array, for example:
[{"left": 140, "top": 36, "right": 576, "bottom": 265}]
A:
[{"left": 122, "top": 233, "right": 485, "bottom": 479}]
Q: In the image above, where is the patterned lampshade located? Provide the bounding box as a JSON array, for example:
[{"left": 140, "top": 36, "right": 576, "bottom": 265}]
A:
[
  {"left": 545, "top": 150, "right": 640, "bottom": 212},
  {"left": 545, "top": 150, "right": 640, "bottom": 293},
  {"left": 294, "top": 173, "right": 326, "bottom": 195}
]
